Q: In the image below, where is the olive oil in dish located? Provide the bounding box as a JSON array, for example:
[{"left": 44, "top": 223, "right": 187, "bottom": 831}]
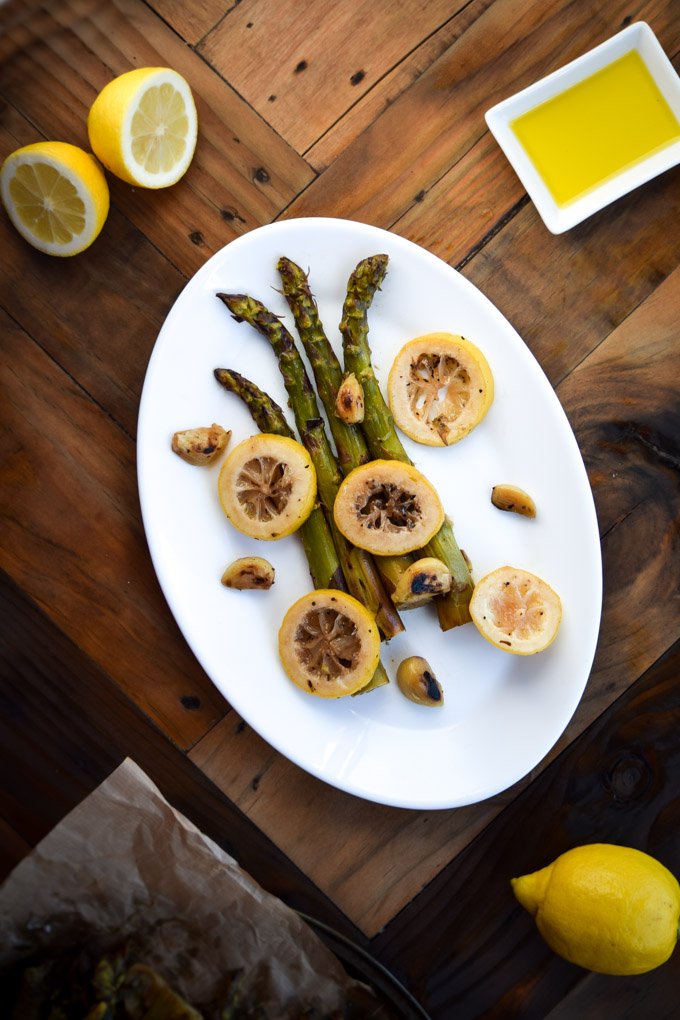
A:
[{"left": 510, "top": 49, "right": 680, "bottom": 206}]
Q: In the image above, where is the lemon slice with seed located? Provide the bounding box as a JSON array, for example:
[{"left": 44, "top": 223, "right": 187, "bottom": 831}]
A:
[
  {"left": 87, "top": 67, "right": 197, "bottom": 188},
  {"left": 470, "top": 566, "right": 562, "bottom": 655},
  {"left": 0, "top": 141, "right": 109, "bottom": 257},
  {"left": 388, "top": 332, "right": 494, "bottom": 446},
  {"left": 218, "top": 433, "right": 316, "bottom": 541},
  {"left": 279, "top": 589, "right": 380, "bottom": 697}
]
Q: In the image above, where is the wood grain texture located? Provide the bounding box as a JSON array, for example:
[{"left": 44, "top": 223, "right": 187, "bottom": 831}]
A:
[
  {"left": 199, "top": 0, "right": 465, "bottom": 154},
  {"left": 283, "top": 0, "right": 679, "bottom": 231},
  {"left": 372, "top": 638, "right": 680, "bottom": 1019},
  {"left": 459, "top": 167, "right": 680, "bottom": 386},
  {"left": 305, "top": 4, "right": 479, "bottom": 172},
  {"left": 0, "top": 0, "right": 314, "bottom": 277},
  {"left": 0, "top": 307, "right": 228, "bottom": 746},
  {"left": 0, "top": 111, "right": 185, "bottom": 439},
  {"left": 189, "top": 710, "right": 509, "bottom": 936},
  {"left": 145, "top": 0, "right": 228, "bottom": 46},
  {"left": 0, "top": 569, "right": 365, "bottom": 940}
]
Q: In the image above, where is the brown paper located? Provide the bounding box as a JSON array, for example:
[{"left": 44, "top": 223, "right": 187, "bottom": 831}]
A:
[{"left": 0, "top": 758, "right": 389, "bottom": 1017}]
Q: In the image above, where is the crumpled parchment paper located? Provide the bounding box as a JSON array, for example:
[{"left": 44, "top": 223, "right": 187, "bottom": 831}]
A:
[{"left": 0, "top": 758, "right": 388, "bottom": 1017}]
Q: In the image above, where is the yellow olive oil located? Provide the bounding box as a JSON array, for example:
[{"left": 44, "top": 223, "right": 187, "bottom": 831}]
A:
[{"left": 511, "top": 49, "right": 680, "bottom": 206}]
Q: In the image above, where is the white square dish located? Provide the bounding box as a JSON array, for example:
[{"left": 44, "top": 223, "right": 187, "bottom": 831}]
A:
[{"left": 485, "top": 22, "right": 680, "bottom": 233}]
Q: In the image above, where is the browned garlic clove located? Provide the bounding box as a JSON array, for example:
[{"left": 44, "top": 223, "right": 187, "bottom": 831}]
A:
[
  {"left": 392, "top": 557, "right": 452, "bottom": 609},
  {"left": 396, "top": 656, "right": 444, "bottom": 706},
  {"left": 491, "top": 484, "right": 537, "bottom": 518},
  {"left": 221, "top": 556, "right": 275, "bottom": 590},
  {"left": 335, "top": 372, "right": 365, "bottom": 424},
  {"left": 171, "top": 424, "right": 231, "bottom": 466}
]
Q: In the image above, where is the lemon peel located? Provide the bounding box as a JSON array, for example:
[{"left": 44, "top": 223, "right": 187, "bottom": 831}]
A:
[{"left": 512, "top": 844, "right": 680, "bottom": 975}]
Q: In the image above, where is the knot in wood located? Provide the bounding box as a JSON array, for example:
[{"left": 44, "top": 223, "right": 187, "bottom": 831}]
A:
[{"left": 605, "top": 751, "right": 653, "bottom": 806}]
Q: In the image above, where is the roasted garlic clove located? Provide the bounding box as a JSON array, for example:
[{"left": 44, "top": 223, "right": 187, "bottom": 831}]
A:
[
  {"left": 392, "top": 557, "right": 452, "bottom": 609},
  {"left": 221, "top": 556, "right": 275, "bottom": 590},
  {"left": 335, "top": 372, "right": 365, "bottom": 424},
  {"left": 171, "top": 423, "right": 231, "bottom": 466},
  {"left": 491, "top": 484, "right": 536, "bottom": 518},
  {"left": 396, "top": 656, "right": 444, "bottom": 706}
]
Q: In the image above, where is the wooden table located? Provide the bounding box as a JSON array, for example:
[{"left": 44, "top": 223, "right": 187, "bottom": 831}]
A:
[{"left": 2, "top": 1, "right": 679, "bottom": 1016}]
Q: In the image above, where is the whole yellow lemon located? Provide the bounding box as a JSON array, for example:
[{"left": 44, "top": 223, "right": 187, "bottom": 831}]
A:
[{"left": 512, "top": 843, "right": 680, "bottom": 974}]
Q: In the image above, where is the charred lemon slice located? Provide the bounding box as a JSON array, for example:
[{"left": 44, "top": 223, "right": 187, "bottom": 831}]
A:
[
  {"left": 218, "top": 433, "right": 316, "bottom": 540},
  {"left": 388, "top": 332, "right": 494, "bottom": 446},
  {"left": 470, "top": 566, "right": 562, "bottom": 655},
  {"left": 333, "top": 459, "right": 444, "bottom": 556},
  {"left": 279, "top": 590, "right": 380, "bottom": 697}
]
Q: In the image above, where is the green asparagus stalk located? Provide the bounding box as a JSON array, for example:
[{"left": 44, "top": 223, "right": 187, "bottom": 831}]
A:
[
  {"left": 217, "top": 293, "right": 404, "bottom": 642},
  {"left": 340, "top": 255, "right": 474, "bottom": 629},
  {"left": 214, "top": 368, "right": 344, "bottom": 592},
  {"left": 214, "top": 367, "right": 388, "bottom": 692},
  {"left": 276, "top": 255, "right": 411, "bottom": 595},
  {"left": 277, "top": 255, "right": 370, "bottom": 475}
]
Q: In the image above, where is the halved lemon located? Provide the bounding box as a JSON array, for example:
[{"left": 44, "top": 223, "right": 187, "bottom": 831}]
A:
[
  {"left": 334, "top": 459, "right": 444, "bottom": 556},
  {"left": 218, "top": 433, "right": 316, "bottom": 540},
  {"left": 279, "top": 589, "right": 380, "bottom": 697},
  {"left": 0, "top": 141, "right": 109, "bottom": 256},
  {"left": 469, "top": 566, "right": 562, "bottom": 655},
  {"left": 388, "top": 332, "right": 494, "bottom": 446},
  {"left": 87, "top": 67, "right": 197, "bottom": 188}
]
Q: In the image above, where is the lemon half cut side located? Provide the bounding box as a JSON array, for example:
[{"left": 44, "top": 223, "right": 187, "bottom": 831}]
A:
[
  {"left": 0, "top": 141, "right": 110, "bottom": 257},
  {"left": 87, "top": 67, "right": 198, "bottom": 189}
]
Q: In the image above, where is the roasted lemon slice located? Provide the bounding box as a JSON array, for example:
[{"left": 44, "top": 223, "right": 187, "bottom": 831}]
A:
[
  {"left": 279, "top": 589, "right": 380, "bottom": 697},
  {"left": 388, "top": 332, "right": 494, "bottom": 446},
  {"left": 333, "top": 459, "right": 444, "bottom": 556},
  {"left": 469, "top": 566, "right": 562, "bottom": 655},
  {"left": 218, "top": 433, "right": 316, "bottom": 540}
]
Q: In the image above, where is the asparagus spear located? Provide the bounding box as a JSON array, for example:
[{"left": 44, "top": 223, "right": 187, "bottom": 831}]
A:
[
  {"left": 214, "top": 369, "right": 344, "bottom": 592},
  {"left": 276, "top": 256, "right": 411, "bottom": 595},
  {"left": 216, "top": 293, "right": 404, "bottom": 642},
  {"left": 277, "top": 255, "right": 369, "bottom": 475},
  {"left": 340, "top": 255, "right": 474, "bottom": 629},
  {"left": 214, "top": 368, "right": 389, "bottom": 693}
]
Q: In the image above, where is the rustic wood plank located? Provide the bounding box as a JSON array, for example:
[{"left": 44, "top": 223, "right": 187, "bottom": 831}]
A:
[
  {"left": 458, "top": 167, "right": 680, "bottom": 387},
  {"left": 144, "top": 0, "right": 228, "bottom": 46},
  {"left": 199, "top": 0, "right": 465, "bottom": 155},
  {"left": 372, "top": 638, "right": 680, "bottom": 1019},
  {"left": 0, "top": 307, "right": 229, "bottom": 747},
  {"left": 189, "top": 710, "right": 506, "bottom": 937},
  {"left": 391, "top": 130, "right": 527, "bottom": 265},
  {"left": 188, "top": 267, "right": 680, "bottom": 935},
  {"left": 283, "top": 0, "right": 679, "bottom": 228},
  {"left": 543, "top": 962, "right": 680, "bottom": 1020},
  {"left": 0, "top": 571, "right": 363, "bottom": 941},
  {"left": 305, "top": 0, "right": 488, "bottom": 172},
  {"left": 549, "top": 266, "right": 680, "bottom": 715},
  {"left": 0, "top": 0, "right": 314, "bottom": 278},
  {"left": 0, "top": 110, "right": 185, "bottom": 439}
]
